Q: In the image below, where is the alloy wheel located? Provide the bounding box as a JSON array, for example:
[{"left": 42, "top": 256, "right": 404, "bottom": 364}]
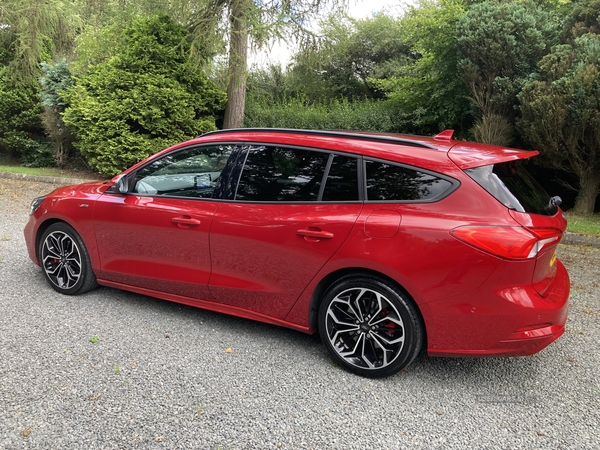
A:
[
  {"left": 41, "top": 230, "right": 83, "bottom": 290},
  {"left": 324, "top": 287, "right": 406, "bottom": 371}
]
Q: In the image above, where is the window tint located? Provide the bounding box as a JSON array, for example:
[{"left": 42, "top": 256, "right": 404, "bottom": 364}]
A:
[
  {"left": 365, "top": 160, "right": 453, "bottom": 201},
  {"left": 465, "top": 161, "right": 557, "bottom": 216},
  {"left": 133, "top": 145, "right": 234, "bottom": 199},
  {"left": 236, "top": 146, "right": 328, "bottom": 202},
  {"left": 322, "top": 155, "right": 359, "bottom": 201}
]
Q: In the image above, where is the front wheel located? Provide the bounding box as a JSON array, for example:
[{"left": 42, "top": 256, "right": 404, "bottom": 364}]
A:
[
  {"left": 318, "top": 275, "right": 424, "bottom": 378},
  {"left": 38, "top": 222, "right": 98, "bottom": 295}
]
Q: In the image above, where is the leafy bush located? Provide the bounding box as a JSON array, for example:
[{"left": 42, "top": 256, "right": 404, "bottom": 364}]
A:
[
  {"left": 20, "top": 140, "right": 55, "bottom": 168},
  {"left": 470, "top": 113, "right": 513, "bottom": 146},
  {"left": 0, "top": 67, "right": 44, "bottom": 160},
  {"left": 62, "top": 15, "right": 226, "bottom": 176},
  {"left": 377, "top": 0, "right": 473, "bottom": 136}
]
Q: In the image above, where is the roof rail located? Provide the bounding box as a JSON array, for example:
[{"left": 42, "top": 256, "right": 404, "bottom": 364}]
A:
[{"left": 199, "top": 128, "right": 437, "bottom": 150}]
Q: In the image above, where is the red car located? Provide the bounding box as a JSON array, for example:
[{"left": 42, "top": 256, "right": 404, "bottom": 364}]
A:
[{"left": 24, "top": 129, "right": 569, "bottom": 377}]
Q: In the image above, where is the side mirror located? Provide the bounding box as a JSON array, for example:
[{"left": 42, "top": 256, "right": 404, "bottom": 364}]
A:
[
  {"left": 116, "top": 176, "right": 129, "bottom": 194},
  {"left": 108, "top": 174, "right": 129, "bottom": 194}
]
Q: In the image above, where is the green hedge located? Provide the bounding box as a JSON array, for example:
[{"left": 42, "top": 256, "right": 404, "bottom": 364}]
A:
[
  {"left": 62, "top": 15, "right": 226, "bottom": 176},
  {"left": 244, "top": 98, "right": 407, "bottom": 132}
]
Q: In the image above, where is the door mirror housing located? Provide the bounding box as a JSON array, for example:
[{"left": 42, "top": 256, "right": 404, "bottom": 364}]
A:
[{"left": 108, "top": 174, "right": 130, "bottom": 194}]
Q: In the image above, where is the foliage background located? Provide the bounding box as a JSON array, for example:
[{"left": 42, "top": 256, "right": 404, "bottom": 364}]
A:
[
  {"left": 61, "top": 15, "right": 226, "bottom": 175},
  {"left": 0, "top": 0, "right": 598, "bottom": 211}
]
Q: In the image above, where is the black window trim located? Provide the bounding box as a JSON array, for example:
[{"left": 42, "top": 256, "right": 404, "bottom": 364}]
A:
[
  {"left": 229, "top": 142, "right": 363, "bottom": 204},
  {"left": 362, "top": 156, "right": 460, "bottom": 203}
]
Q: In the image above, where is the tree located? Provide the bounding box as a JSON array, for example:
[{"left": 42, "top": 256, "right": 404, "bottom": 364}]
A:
[
  {"left": 0, "top": 67, "right": 43, "bottom": 159},
  {"left": 223, "top": 0, "right": 251, "bottom": 128},
  {"left": 187, "top": 0, "right": 348, "bottom": 128},
  {"left": 287, "top": 14, "right": 414, "bottom": 103},
  {"left": 0, "top": 0, "right": 73, "bottom": 164},
  {"left": 456, "top": 0, "right": 557, "bottom": 144},
  {"left": 62, "top": 15, "right": 226, "bottom": 176},
  {"left": 0, "top": 0, "right": 81, "bottom": 83},
  {"left": 39, "top": 60, "right": 76, "bottom": 167},
  {"left": 562, "top": 0, "right": 600, "bottom": 41},
  {"left": 376, "top": 0, "right": 472, "bottom": 136},
  {"left": 518, "top": 34, "right": 600, "bottom": 214}
]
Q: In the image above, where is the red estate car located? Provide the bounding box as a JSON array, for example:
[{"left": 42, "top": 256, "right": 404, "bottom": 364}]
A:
[{"left": 24, "top": 129, "right": 569, "bottom": 377}]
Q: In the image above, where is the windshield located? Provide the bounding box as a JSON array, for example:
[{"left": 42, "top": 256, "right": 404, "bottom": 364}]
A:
[{"left": 465, "top": 161, "right": 558, "bottom": 216}]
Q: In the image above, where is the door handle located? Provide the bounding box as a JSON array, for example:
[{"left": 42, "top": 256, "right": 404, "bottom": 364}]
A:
[
  {"left": 172, "top": 217, "right": 201, "bottom": 227},
  {"left": 296, "top": 228, "right": 334, "bottom": 240}
]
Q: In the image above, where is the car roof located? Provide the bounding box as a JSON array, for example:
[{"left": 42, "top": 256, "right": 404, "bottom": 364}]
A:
[
  {"left": 199, "top": 128, "right": 539, "bottom": 169},
  {"left": 117, "top": 128, "right": 540, "bottom": 182}
]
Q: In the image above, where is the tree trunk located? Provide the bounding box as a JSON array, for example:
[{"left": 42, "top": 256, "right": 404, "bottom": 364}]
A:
[
  {"left": 223, "top": 0, "right": 250, "bottom": 129},
  {"left": 573, "top": 170, "right": 600, "bottom": 214}
]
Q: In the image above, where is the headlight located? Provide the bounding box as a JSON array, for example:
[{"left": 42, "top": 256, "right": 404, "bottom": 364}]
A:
[{"left": 29, "top": 196, "right": 46, "bottom": 216}]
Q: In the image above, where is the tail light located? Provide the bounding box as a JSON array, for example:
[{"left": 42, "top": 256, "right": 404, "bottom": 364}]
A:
[{"left": 450, "top": 226, "right": 562, "bottom": 260}]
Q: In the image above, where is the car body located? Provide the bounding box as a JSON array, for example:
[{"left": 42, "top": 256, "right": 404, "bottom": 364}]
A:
[{"left": 24, "top": 128, "right": 570, "bottom": 377}]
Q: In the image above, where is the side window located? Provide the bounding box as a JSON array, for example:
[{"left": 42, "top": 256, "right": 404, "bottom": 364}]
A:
[
  {"left": 133, "top": 145, "right": 234, "bottom": 199},
  {"left": 365, "top": 160, "right": 454, "bottom": 201},
  {"left": 235, "top": 146, "right": 329, "bottom": 202},
  {"left": 322, "top": 154, "right": 359, "bottom": 201}
]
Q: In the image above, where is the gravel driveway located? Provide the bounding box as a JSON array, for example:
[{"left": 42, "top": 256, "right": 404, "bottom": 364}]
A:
[{"left": 1, "top": 179, "right": 599, "bottom": 449}]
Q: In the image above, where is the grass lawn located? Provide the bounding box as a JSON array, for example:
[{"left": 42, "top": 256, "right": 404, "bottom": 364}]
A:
[
  {"left": 565, "top": 212, "right": 600, "bottom": 237},
  {"left": 0, "top": 164, "right": 103, "bottom": 180}
]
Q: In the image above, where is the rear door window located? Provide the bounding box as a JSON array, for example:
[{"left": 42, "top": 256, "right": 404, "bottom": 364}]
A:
[
  {"left": 322, "top": 154, "right": 360, "bottom": 201},
  {"left": 235, "top": 146, "right": 360, "bottom": 202},
  {"left": 235, "top": 146, "right": 328, "bottom": 202}
]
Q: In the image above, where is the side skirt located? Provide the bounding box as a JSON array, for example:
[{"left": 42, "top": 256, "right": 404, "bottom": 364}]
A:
[{"left": 97, "top": 278, "right": 315, "bottom": 334}]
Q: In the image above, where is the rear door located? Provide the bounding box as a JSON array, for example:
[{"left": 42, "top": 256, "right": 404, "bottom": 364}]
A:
[{"left": 208, "top": 144, "right": 363, "bottom": 319}]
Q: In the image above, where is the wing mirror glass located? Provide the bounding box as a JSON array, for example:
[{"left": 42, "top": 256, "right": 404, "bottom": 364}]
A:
[{"left": 116, "top": 175, "right": 129, "bottom": 194}]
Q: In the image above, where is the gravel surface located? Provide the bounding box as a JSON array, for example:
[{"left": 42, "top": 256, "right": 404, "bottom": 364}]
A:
[{"left": 1, "top": 179, "right": 599, "bottom": 449}]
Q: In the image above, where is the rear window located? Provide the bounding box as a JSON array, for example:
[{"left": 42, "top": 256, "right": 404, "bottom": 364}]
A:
[{"left": 465, "top": 161, "right": 557, "bottom": 216}]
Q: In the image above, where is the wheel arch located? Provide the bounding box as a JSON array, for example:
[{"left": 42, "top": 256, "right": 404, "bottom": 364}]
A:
[
  {"left": 308, "top": 268, "right": 426, "bottom": 338},
  {"left": 35, "top": 219, "right": 66, "bottom": 261},
  {"left": 36, "top": 219, "right": 99, "bottom": 295}
]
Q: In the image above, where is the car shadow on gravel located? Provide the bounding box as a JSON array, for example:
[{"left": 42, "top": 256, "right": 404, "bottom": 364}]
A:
[{"left": 28, "top": 262, "right": 557, "bottom": 388}]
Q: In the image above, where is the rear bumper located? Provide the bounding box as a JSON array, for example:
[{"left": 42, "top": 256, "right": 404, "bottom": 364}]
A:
[
  {"left": 428, "top": 324, "right": 565, "bottom": 357},
  {"left": 424, "top": 259, "right": 569, "bottom": 357}
]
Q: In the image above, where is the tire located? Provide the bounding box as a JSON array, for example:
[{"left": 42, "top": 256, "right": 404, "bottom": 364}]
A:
[
  {"left": 318, "top": 274, "right": 424, "bottom": 378},
  {"left": 38, "top": 222, "right": 98, "bottom": 295}
]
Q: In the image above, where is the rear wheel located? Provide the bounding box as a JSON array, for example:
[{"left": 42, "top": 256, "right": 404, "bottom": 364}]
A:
[
  {"left": 318, "top": 274, "right": 423, "bottom": 378},
  {"left": 39, "top": 222, "right": 98, "bottom": 295}
]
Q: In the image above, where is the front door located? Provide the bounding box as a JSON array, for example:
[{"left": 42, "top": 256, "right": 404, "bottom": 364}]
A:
[{"left": 94, "top": 144, "right": 236, "bottom": 300}]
